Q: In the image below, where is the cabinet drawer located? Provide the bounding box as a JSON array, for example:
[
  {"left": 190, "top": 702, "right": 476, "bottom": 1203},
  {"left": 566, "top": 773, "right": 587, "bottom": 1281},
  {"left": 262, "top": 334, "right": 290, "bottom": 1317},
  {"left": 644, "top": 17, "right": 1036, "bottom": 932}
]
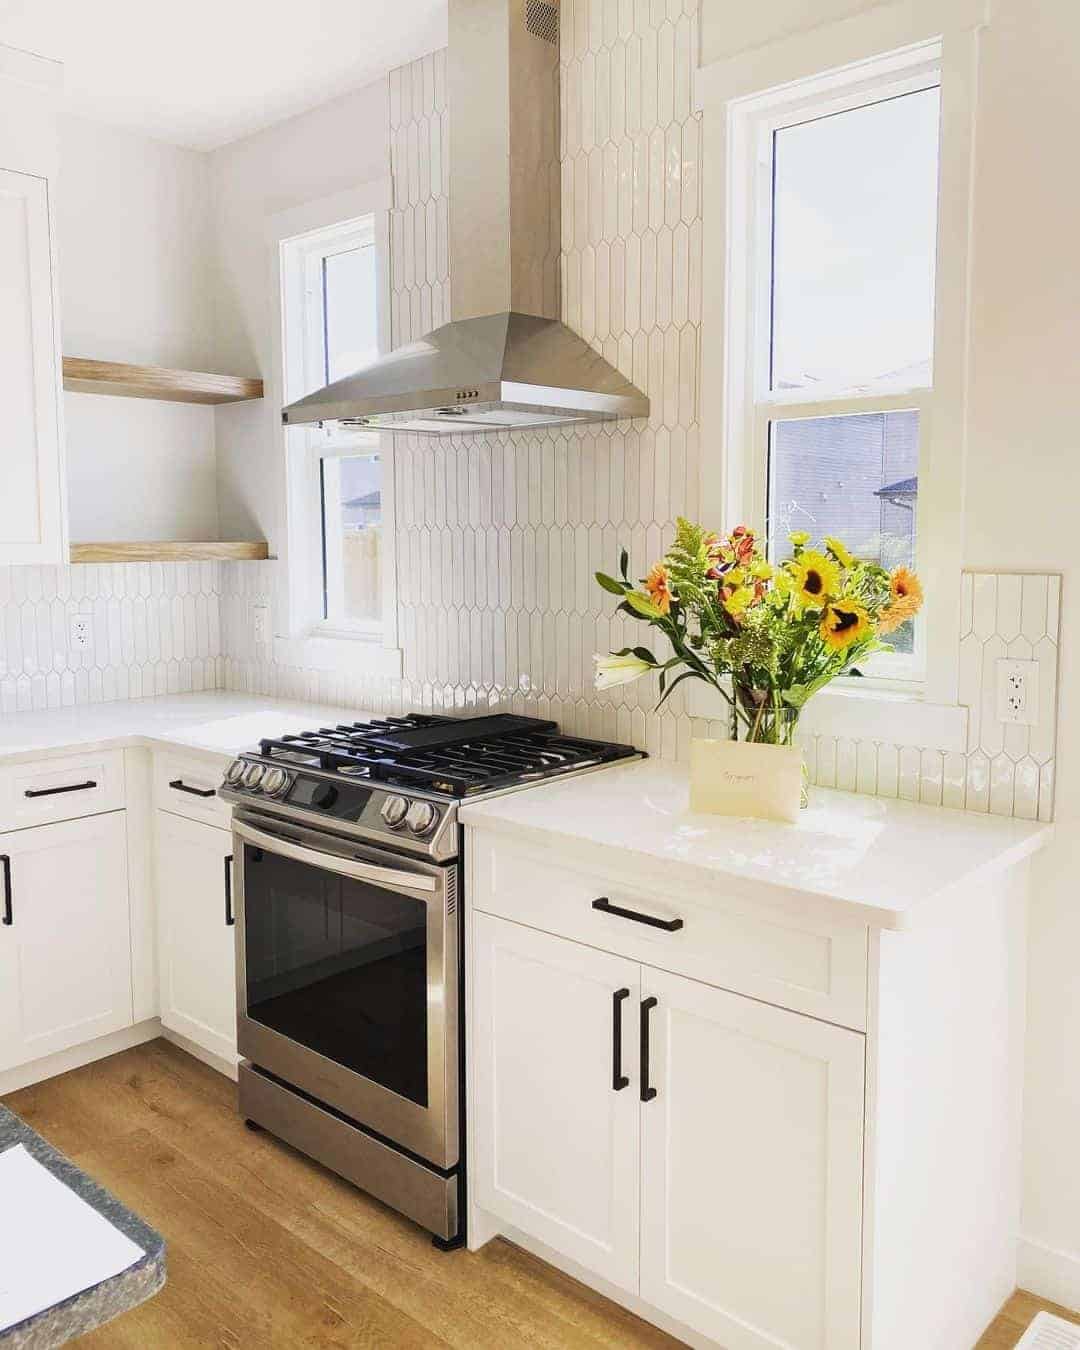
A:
[
  {"left": 152, "top": 752, "right": 231, "bottom": 828},
  {"left": 469, "top": 834, "right": 868, "bottom": 1031},
  {"left": 0, "top": 751, "right": 125, "bottom": 830}
]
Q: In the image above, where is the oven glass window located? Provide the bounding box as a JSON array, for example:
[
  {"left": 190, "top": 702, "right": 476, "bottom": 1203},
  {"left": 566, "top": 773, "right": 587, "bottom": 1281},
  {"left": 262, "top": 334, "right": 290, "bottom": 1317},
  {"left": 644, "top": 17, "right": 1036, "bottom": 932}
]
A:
[{"left": 241, "top": 844, "right": 429, "bottom": 1106}]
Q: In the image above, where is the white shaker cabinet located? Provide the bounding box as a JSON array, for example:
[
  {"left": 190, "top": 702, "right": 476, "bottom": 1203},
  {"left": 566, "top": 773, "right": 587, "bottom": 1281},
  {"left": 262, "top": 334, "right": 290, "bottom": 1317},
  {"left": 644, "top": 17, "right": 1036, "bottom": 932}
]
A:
[
  {"left": 154, "top": 809, "right": 238, "bottom": 1065},
  {"left": 0, "top": 812, "right": 133, "bottom": 1072},
  {"left": 471, "top": 914, "right": 642, "bottom": 1294},
  {"left": 0, "top": 50, "right": 67, "bottom": 565},
  {"left": 639, "top": 967, "right": 864, "bottom": 1350}
]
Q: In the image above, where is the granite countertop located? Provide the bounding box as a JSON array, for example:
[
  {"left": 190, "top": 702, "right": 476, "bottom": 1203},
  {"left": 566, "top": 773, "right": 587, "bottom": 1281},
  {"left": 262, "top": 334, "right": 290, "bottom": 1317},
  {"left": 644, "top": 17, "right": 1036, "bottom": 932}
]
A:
[
  {"left": 0, "top": 691, "right": 377, "bottom": 766},
  {"left": 460, "top": 759, "right": 1053, "bottom": 930},
  {"left": 0, "top": 1107, "right": 165, "bottom": 1347}
]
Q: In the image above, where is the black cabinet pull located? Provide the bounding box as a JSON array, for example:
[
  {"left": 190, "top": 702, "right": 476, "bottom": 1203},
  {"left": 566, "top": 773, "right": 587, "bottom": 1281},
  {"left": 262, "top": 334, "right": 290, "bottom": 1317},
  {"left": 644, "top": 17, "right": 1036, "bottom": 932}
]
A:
[
  {"left": 224, "top": 855, "right": 235, "bottom": 927},
  {"left": 170, "top": 779, "right": 217, "bottom": 799},
  {"left": 612, "top": 988, "right": 630, "bottom": 1091},
  {"left": 640, "top": 997, "right": 658, "bottom": 1102},
  {"left": 1, "top": 855, "right": 11, "bottom": 927},
  {"left": 24, "top": 780, "right": 97, "bottom": 799},
  {"left": 592, "top": 897, "right": 683, "bottom": 933}
]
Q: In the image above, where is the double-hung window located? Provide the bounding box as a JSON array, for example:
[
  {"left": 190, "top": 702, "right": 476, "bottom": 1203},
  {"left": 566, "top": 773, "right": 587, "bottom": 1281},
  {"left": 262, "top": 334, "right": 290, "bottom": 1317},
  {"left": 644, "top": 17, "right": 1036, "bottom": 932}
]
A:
[
  {"left": 279, "top": 208, "right": 396, "bottom": 658},
  {"left": 727, "top": 48, "right": 943, "bottom": 681}
]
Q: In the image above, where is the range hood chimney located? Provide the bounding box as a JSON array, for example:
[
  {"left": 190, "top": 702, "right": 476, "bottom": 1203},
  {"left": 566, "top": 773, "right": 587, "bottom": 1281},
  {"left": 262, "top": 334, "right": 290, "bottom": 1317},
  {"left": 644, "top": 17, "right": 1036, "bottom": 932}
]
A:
[{"left": 282, "top": 0, "right": 649, "bottom": 435}]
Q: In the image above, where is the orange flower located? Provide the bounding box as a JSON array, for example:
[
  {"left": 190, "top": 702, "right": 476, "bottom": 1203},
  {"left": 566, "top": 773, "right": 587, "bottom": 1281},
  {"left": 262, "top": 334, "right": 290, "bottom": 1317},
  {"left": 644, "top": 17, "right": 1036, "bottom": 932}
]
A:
[
  {"left": 878, "top": 566, "right": 924, "bottom": 635},
  {"left": 645, "top": 562, "right": 672, "bottom": 615}
]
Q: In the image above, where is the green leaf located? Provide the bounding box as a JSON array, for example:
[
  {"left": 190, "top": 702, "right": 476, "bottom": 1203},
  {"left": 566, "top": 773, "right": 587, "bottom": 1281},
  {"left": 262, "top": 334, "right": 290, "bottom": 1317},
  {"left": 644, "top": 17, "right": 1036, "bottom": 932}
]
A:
[
  {"left": 655, "top": 669, "right": 701, "bottom": 710},
  {"left": 619, "top": 548, "right": 630, "bottom": 581},
  {"left": 596, "top": 571, "right": 629, "bottom": 597},
  {"left": 612, "top": 646, "right": 658, "bottom": 666},
  {"left": 624, "top": 591, "right": 663, "bottom": 619}
]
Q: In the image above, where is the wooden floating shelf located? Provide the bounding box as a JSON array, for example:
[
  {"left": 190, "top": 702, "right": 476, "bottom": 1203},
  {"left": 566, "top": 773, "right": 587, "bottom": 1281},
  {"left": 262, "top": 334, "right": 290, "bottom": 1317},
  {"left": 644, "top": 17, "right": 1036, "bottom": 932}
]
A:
[
  {"left": 62, "top": 357, "right": 263, "bottom": 405},
  {"left": 70, "top": 542, "right": 270, "bottom": 564}
]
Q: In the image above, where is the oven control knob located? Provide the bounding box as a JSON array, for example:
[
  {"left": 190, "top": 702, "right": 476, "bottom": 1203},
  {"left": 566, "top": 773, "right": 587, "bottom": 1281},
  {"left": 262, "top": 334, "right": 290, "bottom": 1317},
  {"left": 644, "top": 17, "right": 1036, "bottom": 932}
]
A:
[
  {"left": 381, "top": 795, "right": 409, "bottom": 829},
  {"left": 241, "top": 763, "right": 265, "bottom": 790},
  {"left": 405, "top": 800, "right": 438, "bottom": 835},
  {"left": 311, "top": 783, "right": 339, "bottom": 810},
  {"left": 262, "top": 767, "right": 288, "bottom": 797},
  {"left": 224, "top": 759, "right": 246, "bottom": 785}
]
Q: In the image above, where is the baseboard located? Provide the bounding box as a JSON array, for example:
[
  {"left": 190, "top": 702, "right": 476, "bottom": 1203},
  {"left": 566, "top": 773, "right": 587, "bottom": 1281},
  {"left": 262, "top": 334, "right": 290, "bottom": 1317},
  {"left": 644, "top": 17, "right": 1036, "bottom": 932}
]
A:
[
  {"left": 160, "top": 1026, "right": 240, "bottom": 1081},
  {"left": 1019, "top": 1234, "right": 1080, "bottom": 1313},
  {"left": 0, "top": 1019, "right": 162, "bottom": 1095}
]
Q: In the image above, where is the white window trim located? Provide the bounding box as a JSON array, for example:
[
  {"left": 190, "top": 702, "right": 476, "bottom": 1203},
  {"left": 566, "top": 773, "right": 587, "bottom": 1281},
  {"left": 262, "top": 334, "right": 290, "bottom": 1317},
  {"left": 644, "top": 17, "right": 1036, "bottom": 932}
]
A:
[
  {"left": 266, "top": 180, "right": 403, "bottom": 679},
  {"left": 693, "top": 0, "right": 984, "bottom": 743}
]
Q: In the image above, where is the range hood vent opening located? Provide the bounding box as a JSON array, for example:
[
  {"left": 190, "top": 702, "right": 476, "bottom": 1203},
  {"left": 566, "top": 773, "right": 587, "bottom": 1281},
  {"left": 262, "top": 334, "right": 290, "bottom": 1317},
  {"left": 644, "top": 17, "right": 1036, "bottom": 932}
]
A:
[{"left": 282, "top": 0, "right": 649, "bottom": 436}]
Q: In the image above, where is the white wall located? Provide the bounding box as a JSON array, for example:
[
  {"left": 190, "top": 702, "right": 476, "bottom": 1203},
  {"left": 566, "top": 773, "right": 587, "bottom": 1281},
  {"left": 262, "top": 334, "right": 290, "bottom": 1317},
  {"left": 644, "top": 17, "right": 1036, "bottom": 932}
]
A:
[
  {"left": 700, "top": 0, "right": 1080, "bottom": 1308},
  {"left": 208, "top": 81, "right": 391, "bottom": 547},
  {"left": 58, "top": 114, "right": 219, "bottom": 541},
  {"left": 961, "top": 0, "right": 1080, "bottom": 1303}
]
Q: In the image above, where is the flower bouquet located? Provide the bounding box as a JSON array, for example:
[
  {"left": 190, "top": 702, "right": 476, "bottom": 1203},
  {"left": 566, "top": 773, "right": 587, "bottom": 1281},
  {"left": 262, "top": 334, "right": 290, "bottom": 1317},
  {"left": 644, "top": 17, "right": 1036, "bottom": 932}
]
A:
[{"left": 594, "top": 519, "right": 923, "bottom": 816}]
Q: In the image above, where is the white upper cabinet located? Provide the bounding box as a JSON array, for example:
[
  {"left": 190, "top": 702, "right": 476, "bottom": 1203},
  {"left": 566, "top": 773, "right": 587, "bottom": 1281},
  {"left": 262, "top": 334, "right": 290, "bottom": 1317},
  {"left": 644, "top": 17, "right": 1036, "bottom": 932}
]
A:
[{"left": 0, "top": 48, "right": 67, "bottom": 565}]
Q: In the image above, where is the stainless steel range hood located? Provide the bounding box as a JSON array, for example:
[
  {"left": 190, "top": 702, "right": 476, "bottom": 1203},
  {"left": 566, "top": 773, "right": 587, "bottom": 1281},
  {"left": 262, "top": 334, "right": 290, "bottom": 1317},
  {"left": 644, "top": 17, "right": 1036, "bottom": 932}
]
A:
[{"left": 282, "top": 0, "right": 649, "bottom": 436}]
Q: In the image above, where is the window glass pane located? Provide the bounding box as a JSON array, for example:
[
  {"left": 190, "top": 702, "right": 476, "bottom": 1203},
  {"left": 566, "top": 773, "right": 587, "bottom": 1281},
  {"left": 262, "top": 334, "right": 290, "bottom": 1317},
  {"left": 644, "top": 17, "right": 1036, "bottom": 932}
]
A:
[
  {"left": 323, "top": 243, "right": 378, "bottom": 383},
  {"left": 771, "top": 87, "right": 940, "bottom": 394},
  {"left": 769, "top": 411, "right": 918, "bottom": 651},
  {"left": 322, "top": 452, "right": 382, "bottom": 625}
]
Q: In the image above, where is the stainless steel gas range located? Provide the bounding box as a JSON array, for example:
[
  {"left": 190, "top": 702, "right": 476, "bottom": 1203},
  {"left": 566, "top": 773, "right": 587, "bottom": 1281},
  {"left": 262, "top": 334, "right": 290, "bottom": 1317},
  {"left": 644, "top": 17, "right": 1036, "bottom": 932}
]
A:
[{"left": 218, "top": 712, "right": 640, "bottom": 1247}]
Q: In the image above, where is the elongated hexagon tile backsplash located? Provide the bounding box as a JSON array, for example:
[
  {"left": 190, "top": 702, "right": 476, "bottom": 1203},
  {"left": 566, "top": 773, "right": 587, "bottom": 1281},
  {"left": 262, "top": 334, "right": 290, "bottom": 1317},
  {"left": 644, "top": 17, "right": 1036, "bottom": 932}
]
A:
[{"left": 0, "top": 6, "right": 1062, "bottom": 824}]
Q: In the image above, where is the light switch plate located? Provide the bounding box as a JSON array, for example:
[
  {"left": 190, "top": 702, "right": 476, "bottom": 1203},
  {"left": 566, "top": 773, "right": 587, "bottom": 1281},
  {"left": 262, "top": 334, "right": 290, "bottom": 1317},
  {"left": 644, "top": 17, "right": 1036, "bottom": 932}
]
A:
[{"left": 996, "top": 658, "right": 1039, "bottom": 726}]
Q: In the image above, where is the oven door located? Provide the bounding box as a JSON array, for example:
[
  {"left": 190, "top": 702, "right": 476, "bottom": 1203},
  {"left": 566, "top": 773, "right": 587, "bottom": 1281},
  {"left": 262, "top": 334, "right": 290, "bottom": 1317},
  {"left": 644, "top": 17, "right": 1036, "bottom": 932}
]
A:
[{"left": 231, "top": 810, "right": 459, "bottom": 1169}]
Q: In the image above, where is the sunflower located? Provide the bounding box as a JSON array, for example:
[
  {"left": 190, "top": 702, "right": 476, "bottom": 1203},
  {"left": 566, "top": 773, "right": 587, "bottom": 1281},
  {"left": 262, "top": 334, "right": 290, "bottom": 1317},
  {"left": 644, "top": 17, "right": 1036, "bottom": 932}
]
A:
[
  {"left": 644, "top": 562, "right": 672, "bottom": 615},
  {"left": 789, "top": 550, "right": 839, "bottom": 609},
  {"left": 823, "top": 535, "right": 854, "bottom": 568},
  {"left": 877, "top": 566, "right": 924, "bottom": 635},
  {"left": 820, "top": 601, "right": 872, "bottom": 650}
]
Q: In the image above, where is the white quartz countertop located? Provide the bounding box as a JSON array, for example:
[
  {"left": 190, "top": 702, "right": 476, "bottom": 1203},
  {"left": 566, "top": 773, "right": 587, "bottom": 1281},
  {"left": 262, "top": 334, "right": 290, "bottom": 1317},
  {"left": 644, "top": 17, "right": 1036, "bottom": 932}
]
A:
[
  {"left": 0, "top": 691, "right": 374, "bottom": 765},
  {"left": 460, "top": 760, "right": 1052, "bottom": 929}
]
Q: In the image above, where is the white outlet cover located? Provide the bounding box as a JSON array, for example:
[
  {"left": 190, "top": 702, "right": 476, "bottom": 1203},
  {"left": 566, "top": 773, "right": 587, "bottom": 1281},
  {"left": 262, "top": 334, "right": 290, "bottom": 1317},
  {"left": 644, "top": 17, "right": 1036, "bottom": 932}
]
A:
[
  {"left": 252, "top": 604, "right": 270, "bottom": 647},
  {"left": 996, "top": 657, "right": 1039, "bottom": 726},
  {"left": 69, "top": 615, "right": 92, "bottom": 650}
]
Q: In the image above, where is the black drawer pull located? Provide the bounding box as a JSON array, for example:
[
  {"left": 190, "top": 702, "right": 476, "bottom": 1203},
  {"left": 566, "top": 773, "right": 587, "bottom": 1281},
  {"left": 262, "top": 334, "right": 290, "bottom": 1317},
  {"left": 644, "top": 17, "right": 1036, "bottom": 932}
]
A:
[
  {"left": 224, "top": 855, "right": 235, "bottom": 926},
  {"left": 640, "top": 996, "right": 658, "bottom": 1102},
  {"left": 24, "top": 780, "right": 97, "bottom": 799},
  {"left": 592, "top": 897, "right": 683, "bottom": 932},
  {"left": 1, "top": 855, "right": 11, "bottom": 926},
  {"left": 170, "top": 779, "right": 217, "bottom": 799},
  {"left": 612, "top": 988, "right": 630, "bottom": 1091}
]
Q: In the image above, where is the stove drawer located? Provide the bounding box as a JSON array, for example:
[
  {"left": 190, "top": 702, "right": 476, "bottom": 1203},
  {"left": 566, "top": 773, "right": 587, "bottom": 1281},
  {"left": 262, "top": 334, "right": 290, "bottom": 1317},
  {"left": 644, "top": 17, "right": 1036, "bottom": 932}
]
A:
[
  {"left": 468, "top": 834, "right": 868, "bottom": 1031},
  {"left": 153, "top": 751, "right": 231, "bottom": 828}
]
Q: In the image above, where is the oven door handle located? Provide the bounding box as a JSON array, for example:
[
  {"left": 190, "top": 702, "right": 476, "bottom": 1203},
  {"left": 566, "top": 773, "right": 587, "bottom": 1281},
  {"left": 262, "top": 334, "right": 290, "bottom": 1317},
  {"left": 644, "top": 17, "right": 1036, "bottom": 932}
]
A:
[{"left": 231, "top": 818, "right": 438, "bottom": 893}]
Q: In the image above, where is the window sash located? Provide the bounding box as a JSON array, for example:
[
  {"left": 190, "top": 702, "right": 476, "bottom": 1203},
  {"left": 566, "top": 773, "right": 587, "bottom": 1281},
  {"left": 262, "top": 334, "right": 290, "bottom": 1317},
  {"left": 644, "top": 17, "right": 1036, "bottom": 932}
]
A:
[{"left": 733, "top": 55, "right": 942, "bottom": 685}]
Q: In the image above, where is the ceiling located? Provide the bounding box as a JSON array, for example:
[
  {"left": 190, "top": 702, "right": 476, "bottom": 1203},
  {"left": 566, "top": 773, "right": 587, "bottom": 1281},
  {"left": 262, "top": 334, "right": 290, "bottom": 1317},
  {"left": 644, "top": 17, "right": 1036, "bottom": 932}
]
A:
[{"left": 0, "top": 0, "right": 448, "bottom": 150}]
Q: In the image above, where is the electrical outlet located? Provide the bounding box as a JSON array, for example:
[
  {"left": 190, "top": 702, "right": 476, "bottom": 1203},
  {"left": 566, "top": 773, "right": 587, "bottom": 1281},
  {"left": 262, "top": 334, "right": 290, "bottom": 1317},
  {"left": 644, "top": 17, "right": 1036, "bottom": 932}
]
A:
[
  {"left": 996, "top": 658, "right": 1039, "bottom": 726},
  {"left": 252, "top": 604, "right": 271, "bottom": 649},
  {"left": 69, "top": 615, "right": 92, "bottom": 650}
]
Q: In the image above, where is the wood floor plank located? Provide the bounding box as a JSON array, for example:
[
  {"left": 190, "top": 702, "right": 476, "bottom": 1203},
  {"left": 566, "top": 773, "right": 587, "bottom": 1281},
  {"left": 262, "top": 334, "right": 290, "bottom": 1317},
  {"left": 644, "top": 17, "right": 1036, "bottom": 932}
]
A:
[
  {"left": 977, "top": 1289, "right": 1080, "bottom": 1348},
  {"left": 2, "top": 1041, "right": 678, "bottom": 1349}
]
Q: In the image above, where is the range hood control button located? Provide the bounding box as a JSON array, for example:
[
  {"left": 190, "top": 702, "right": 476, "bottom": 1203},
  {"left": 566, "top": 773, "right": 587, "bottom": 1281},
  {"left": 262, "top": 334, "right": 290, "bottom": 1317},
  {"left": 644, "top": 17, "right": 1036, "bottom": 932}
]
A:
[
  {"left": 405, "top": 801, "right": 438, "bottom": 835},
  {"left": 381, "top": 796, "right": 409, "bottom": 829}
]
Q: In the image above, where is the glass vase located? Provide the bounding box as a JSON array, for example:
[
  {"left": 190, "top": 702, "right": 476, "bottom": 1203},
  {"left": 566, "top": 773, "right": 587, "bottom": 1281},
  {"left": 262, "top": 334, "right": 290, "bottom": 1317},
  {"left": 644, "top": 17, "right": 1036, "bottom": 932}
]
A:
[{"left": 730, "top": 685, "right": 808, "bottom": 806}]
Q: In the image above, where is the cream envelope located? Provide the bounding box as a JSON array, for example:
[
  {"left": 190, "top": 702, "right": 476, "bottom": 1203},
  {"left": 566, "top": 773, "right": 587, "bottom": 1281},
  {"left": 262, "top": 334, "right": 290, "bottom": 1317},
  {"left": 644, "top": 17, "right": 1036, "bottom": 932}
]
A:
[{"left": 689, "top": 739, "right": 803, "bottom": 823}]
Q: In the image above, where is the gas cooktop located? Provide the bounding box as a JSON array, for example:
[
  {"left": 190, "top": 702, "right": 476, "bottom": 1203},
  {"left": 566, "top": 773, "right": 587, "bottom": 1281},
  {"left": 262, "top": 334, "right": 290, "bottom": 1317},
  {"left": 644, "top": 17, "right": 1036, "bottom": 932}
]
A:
[{"left": 218, "top": 712, "right": 641, "bottom": 861}]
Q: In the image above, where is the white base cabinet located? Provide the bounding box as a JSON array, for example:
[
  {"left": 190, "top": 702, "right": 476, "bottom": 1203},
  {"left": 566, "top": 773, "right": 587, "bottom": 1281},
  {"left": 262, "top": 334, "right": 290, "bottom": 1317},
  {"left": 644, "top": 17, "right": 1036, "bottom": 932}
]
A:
[
  {"left": 472, "top": 912, "right": 863, "bottom": 1349},
  {"left": 0, "top": 812, "right": 132, "bottom": 1071},
  {"left": 154, "top": 809, "right": 238, "bottom": 1065}
]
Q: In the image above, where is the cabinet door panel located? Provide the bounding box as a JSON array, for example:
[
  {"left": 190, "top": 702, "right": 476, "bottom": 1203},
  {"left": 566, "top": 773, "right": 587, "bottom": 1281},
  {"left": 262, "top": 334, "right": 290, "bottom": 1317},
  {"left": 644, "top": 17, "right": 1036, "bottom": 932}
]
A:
[
  {"left": 641, "top": 967, "right": 864, "bottom": 1350},
  {"left": 0, "top": 813, "right": 132, "bottom": 1071},
  {"left": 472, "top": 913, "right": 640, "bottom": 1293},
  {"left": 154, "top": 810, "right": 237, "bottom": 1063},
  {"left": 0, "top": 167, "right": 65, "bottom": 564}
]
